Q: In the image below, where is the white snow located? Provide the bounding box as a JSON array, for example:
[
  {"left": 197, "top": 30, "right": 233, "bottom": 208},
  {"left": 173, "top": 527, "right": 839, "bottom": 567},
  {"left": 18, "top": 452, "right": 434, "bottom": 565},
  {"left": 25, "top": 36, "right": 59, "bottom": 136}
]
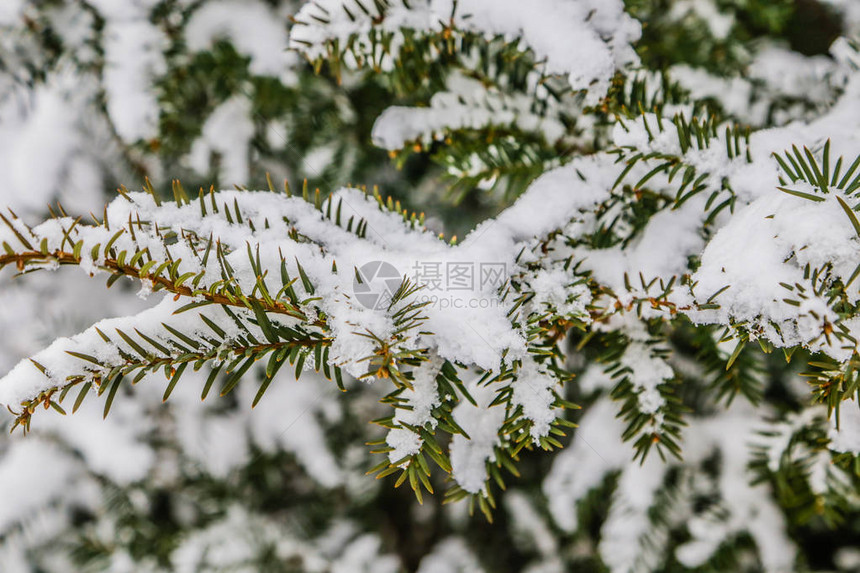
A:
[
  {"left": 290, "top": 0, "right": 640, "bottom": 103},
  {"left": 416, "top": 537, "right": 485, "bottom": 573},
  {"left": 186, "top": 0, "right": 296, "bottom": 78},
  {"left": 372, "top": 73, "right": 566, "bottom": 152},
  {"left": 829, "top": 401, "right": 860, "bottom": 454},
  {"left": 449, "top": 378, "right": 506, "bottom": 493},
  {"left": 386, "top": 358, "right": 443, "bottom": 462},
  {"left": 0, "top": 3, "right": 859, "bottom": 570},
  {"left": 187, "top": 96, "right": 256, "bottom": 184},
  {"left": 101, "top": 18, "right": 167, "bottom": 143}
]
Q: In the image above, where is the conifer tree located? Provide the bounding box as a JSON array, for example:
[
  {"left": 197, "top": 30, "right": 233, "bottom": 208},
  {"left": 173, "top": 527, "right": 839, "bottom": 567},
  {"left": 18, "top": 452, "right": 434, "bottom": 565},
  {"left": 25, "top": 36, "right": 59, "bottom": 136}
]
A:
[{"left": 1, "top": 1, "right": 860, "bottom": 572}]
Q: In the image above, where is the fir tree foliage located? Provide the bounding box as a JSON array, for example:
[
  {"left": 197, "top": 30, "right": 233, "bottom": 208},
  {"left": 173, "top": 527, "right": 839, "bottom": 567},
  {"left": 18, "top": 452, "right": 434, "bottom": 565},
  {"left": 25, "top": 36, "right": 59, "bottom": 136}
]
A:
[{"left": 2, "top": 1, "right": 860, "bottom": 572}]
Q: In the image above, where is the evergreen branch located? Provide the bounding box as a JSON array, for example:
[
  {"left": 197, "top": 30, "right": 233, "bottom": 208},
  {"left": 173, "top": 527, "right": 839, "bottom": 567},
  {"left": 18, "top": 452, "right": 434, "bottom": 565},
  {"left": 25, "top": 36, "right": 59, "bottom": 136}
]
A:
[
  {"left": 9, "top": 306, "right": 335, "bottom": 433},
  {"left": 609, "top": 111, "right": 750, "bottom": 221},
  {"left": 0, "top": 248, "right": 309, "bottom": 321}
]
